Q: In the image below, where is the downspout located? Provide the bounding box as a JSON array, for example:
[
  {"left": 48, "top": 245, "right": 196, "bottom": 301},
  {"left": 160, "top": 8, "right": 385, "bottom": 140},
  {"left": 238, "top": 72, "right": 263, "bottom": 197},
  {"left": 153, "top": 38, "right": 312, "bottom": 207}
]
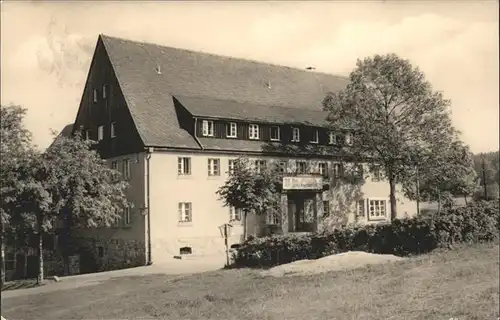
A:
[
  {"left": 145, "top": 148, "right": 153, "bottom": 265},
  {"left": 193, "top": 117, "right": 204, "bottom": 150}
]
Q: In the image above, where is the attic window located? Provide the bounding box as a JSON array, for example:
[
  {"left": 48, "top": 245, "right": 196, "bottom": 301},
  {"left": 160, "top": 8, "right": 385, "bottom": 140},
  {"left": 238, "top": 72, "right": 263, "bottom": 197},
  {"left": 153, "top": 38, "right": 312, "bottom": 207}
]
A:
[
  {"left": 310, "top": 129, "right": 319, "bottom": 144},
  {"left": 102, "top": 84, "right": 108, "bottom": 99},
  {"left": 110, "top": 122, "right": 116, "bottom": 138},
  {"left": 202, "top": 120, "right": 214, "bottom": 137},
  {"left": 249, "top": 124, "right": 259, "bottom": 140},
  {"left": 93, "top": 89, "right": 98, "bottom": 103},
  {"left": 270, "top": 126, "right": 280, "bottom": 141},
  {"left": 291, "top": 127, "right": 300, "bottom": 142}
]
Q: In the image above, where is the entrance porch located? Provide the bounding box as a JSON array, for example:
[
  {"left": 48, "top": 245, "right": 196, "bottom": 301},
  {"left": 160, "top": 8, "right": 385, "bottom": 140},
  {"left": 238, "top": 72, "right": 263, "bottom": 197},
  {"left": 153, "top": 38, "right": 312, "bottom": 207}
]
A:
[{"left": 278, "top": 175, "right": 325, "bottom": 234}]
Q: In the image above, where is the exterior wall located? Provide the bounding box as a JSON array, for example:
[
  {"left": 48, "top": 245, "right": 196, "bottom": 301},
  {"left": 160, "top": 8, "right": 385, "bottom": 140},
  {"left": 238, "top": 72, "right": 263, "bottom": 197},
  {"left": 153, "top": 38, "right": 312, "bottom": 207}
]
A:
[
  {"left": 148, "top": 151, "right": 418, "bottom": 264},
  {"left": 73, "top": 152, "right": 147, "bottom": 272}
]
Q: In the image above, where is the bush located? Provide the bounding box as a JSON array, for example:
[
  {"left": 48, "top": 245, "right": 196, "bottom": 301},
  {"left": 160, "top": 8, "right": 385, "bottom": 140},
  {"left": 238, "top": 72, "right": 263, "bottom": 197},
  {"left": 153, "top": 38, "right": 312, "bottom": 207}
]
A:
[{"left": 232, "top": 200, "right": 499, "bottom": 268}]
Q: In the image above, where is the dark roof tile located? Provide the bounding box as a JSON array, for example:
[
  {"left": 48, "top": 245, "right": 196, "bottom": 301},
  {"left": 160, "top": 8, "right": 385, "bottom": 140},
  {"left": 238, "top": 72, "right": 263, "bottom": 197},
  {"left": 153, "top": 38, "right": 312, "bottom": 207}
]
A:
[{"left": 100, "top": 34, "right": 350, "bottom": 149}]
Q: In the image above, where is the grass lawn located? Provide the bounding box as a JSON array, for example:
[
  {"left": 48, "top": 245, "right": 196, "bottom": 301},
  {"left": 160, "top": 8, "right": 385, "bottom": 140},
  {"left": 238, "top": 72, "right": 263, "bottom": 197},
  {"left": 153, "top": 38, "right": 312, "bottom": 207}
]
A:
[{"left": 2, "top": 243, "right": 499, "bottom": 320}]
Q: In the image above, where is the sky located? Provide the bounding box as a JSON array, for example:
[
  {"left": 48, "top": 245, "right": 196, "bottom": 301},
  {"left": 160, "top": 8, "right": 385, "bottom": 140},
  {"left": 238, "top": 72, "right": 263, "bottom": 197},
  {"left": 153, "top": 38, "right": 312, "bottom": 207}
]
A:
[{"left": 1, "top": 0, "right": 498, "bottom": 153}]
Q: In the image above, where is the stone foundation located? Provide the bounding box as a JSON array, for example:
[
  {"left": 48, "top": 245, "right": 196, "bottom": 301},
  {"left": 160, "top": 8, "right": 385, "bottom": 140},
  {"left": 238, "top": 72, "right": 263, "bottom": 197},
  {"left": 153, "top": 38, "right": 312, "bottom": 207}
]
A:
[{"left": 75, "top": 237, "right": 146, "bottom": 273}]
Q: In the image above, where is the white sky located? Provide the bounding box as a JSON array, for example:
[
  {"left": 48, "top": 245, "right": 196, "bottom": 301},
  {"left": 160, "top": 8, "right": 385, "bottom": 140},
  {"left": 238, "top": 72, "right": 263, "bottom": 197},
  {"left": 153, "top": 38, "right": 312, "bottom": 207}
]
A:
[{"left": 1, "top": 0, "right": 498, "bottom": 153}]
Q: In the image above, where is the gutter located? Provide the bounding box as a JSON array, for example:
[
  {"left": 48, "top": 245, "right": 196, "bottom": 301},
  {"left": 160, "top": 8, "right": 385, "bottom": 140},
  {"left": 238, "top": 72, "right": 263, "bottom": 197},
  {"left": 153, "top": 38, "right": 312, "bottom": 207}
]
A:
[
  {"left": 193, "top": 117, "right": 204, "bottom": 150},
  {"left": 145, "top": 147, "right": 153, "bottom": 265}
]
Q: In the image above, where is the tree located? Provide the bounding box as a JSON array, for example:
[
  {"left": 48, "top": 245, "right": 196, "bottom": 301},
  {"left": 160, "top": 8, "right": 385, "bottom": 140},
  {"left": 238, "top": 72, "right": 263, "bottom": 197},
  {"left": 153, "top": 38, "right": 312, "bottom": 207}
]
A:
[
  {"left": 472, "top": 152, "right": 499, "bottom": 200},
  {"left": 403, "top": 138, "right": 478, "bottom": 213},
  {"left": 323, "top": 53, "right": 459, "bottom": 221},
  {"left": 0, "top": 105, "right": 36, "bottom": 286},
  {"left": 216, "top": 157, "right": 281, "bottom": 240},
  {"left": 5, "top": 129, "right": 130, "bottom": 284}
]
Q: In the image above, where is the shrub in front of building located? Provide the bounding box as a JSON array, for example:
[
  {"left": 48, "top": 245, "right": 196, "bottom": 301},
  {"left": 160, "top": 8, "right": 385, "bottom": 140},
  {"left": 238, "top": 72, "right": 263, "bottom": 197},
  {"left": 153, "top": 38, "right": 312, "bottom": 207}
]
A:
[{"left": 231, "top": 200, "right": 499, "bottom": 268}]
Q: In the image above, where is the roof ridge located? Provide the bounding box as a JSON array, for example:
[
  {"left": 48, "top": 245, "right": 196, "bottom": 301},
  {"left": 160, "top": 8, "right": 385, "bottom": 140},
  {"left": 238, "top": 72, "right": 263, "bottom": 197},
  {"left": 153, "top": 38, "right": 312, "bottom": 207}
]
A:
[{"left": 99, "top": 33, "right": 348, "bottom": 81}]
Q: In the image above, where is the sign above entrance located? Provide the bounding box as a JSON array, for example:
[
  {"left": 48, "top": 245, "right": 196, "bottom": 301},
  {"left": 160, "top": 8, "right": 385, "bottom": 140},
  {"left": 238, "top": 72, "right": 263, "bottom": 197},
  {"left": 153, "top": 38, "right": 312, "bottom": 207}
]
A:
[{"left": 282, "top": 176, "right": 323, "bottom": 190}]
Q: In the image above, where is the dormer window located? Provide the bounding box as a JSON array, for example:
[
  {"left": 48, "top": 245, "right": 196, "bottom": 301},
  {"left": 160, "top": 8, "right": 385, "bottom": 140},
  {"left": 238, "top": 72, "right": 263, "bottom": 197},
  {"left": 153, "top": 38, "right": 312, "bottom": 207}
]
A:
[
  {"left": 345, "top": 132, "right": 354, "bottom": 146},
  {"left": 328, "top": 131, "right": 336, "bottom": 144},
  {"left": 270, "top": 126, "right": 280, "bottom": 141},
  {"left": 329, "top": 131, "right": 343, "bottom": 145},
  {"left": 291, "top": 127, "right": 300, "bottom": 142},
  {"left": 226, "top": 122, "right": 237, "bottom": 138},
  {"left": 310, "top": 129, "right": 319, "bottom": 144},
  {"left": 102, "top": 84, "right": 108, "bottom": 99},
  {"left": 249, "top": 124, "right": 259, "bottom": 140},
  {"left": 202, "top": 120, "right": 214, "bottom": 137},
  {"left": 93, "top": 89, "right": 98, "bottom": 103}
]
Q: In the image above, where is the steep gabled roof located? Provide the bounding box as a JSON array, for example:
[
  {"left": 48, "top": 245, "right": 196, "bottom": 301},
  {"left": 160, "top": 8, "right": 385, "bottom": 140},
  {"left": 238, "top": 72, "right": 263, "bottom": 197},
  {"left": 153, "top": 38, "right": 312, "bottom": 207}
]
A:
[{"left": 100, "top": 34, "right": 350, "bottom": 149}]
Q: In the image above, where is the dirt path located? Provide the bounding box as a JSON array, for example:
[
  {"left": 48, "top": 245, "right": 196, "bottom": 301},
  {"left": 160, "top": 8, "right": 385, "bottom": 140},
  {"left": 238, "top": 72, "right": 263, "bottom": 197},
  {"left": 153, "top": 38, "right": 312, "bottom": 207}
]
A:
[{"left": 2, "top": 257, "right": 225, "bottom": 299}]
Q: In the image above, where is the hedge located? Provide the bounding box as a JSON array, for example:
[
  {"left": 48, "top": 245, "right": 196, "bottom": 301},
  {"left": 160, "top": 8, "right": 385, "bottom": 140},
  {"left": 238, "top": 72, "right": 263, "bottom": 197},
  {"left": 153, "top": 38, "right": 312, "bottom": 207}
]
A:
[{"left": 231, "top": 200, "right": 499, "bottom": 268}]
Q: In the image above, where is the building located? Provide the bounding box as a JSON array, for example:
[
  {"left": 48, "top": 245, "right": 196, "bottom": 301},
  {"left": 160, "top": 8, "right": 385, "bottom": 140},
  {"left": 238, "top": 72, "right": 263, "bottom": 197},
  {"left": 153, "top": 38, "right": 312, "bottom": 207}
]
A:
[{"left": 66, "top": 34, "right": 417, "bottom": 271}]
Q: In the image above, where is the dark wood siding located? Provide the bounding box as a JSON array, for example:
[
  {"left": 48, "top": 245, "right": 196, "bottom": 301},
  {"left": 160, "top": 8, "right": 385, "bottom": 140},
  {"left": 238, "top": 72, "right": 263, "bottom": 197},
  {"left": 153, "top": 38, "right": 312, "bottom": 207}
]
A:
[
  {"left": 192, "top": 116, "right": 341, "bottom": 148},
  {"left": 73, "top": 38, "right": 144, "bottom": 159}
]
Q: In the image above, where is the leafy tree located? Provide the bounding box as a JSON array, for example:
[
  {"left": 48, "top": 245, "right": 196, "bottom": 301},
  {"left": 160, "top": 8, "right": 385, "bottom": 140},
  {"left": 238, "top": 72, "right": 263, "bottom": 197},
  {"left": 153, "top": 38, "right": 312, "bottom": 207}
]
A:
[
  {"left": 216, "top": 157, "right": 281, "bottom": 240},
  {"left": 472, "top": 152, "right": 499, "bottom": 200},
  {"left": 0, "top": 105, "right": 36, "bottom": 286},
  {"left": 323, "top": 53, "right": 459, "bottom": 221},
  {"left": 26, "top": 132, "right": 131, "bottom": 283},
  {"left": 403, "top": 138, "right": 478, "bottom": 213},
  {"left": 2, "top": 124, "right": 130, "bottom": 284}
]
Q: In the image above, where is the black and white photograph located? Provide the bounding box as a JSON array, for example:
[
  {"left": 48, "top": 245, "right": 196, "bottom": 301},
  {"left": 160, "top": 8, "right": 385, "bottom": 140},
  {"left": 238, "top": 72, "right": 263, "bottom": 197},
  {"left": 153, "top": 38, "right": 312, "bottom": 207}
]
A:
[{"left": 1, "top": 1, "right": 499, "bottom": 319}]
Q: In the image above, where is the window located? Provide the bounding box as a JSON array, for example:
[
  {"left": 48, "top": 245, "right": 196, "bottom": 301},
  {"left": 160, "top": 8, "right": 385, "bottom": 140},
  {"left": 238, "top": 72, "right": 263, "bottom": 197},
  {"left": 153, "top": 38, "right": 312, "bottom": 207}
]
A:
[
  {"left": 353, "top": 164, "right": 364, "bottom": 178},
  {"left": 178, "top": 202, "right": 192, "bottom": 223},
  {"left": 318, "top": 162, "right": 328, "bottom": 177},
  {"left": 228, "top": 159, "right": 236, "bottom": 175},
  {"left": 254, "top": 160, "right": 267, "bottom": 173},
  {"left": 333, "top": 163, "right": 343, "bottom": 177},
  {"left": 178, "top": 157, "right": 191, "bottom": 175},
  {"left": 270, "top": 126, "right": 280, "bottom": 141},
  {"left": 249, "top": 124, "right": 259, "bottom": 140},
  {"left": 208, "top": 158, "right": 220, "bottom": 176},
  {"left": 345, "top": 132, "right": 354, "bottom": 146},
  {"left": 110, "top": 122, "right": 116, "bottom": 138},
  {"left": 296, "top": 161, "right": 307, "bottom": 174},
  {"left": 123, "top": 207, "right": 131, "bottom": 226},
  {"left": 372, "top": 167, "right": 382, "bottom": 182},
  {"left": 368, "top": 199, "right": 387, "bottom": 220},
  {"left": 266, "top": 210, "right": 280, "bottom": 225},
  {"left": 328, "top": 131, "right": 336, "bottom": 145},
  {"left": 323, "top": 201, "right": 330, "bottom": 217},
  {"left": 226, "top": 122, "right": 237, "bottom": 138},
  {"left": 310, "top": 129, "right": 319, "bottom": 143},
  {"left": 102, "top": 84, "right": 108, "bottom": 99},
  {"left": 278, "top": 161, "right": 287, "bottom": 173},
  {"left": 229, "top": 207, "right": 242, "bottom": 222},
  {"left": 5, "top": 252, "right": 15, "bottom": 271},
  {"left": 122, "top": 159, "right": 131, "bottom": 179},
  {"left": 357, "top": 199, "right": 366, "bottom": 217},
  {"left": 97, "top": 125, "right": 104, "bottom": 141},
  {"left": 85, "top": 129, "right": 90, "bottom": 140},
  {"left": 111, "top": 161, "right": 118, "bottom": 170},
  {"left": 329, "top": 132, "right": 344, "bottom": 145},
  {"left": 202, "top": 120, "right": 214, "bottom": 137},
  {"left": 291, "top": 127, "right": 300, "bottom": 142},
  {"left": 93, "top": 89, "right": 98, "bottom": 103}
]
